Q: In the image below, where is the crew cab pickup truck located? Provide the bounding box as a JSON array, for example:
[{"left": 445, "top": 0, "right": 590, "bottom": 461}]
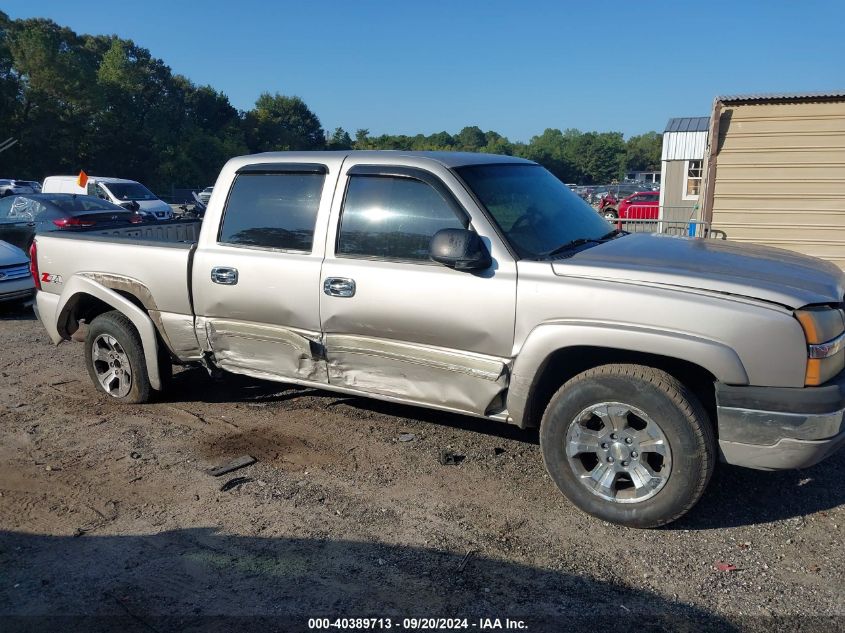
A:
[{"left": 31, "top": 151, "right": 845, "bottom": 528}]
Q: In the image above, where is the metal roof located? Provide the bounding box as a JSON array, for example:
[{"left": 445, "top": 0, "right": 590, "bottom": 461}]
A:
[
  {"left": 664, "top": 117, "right": 710, "bottom": 133},
  {"left": 716, "top": 91, "right": 845, "bottom": 105}
]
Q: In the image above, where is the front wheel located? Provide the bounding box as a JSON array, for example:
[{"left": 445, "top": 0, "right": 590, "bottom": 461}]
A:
[
  {"left": 602, "top": 209, "right": 618, "bottom": 219},
  {"left": 540, "top": 364, "right": 715, "bottom": 528},
  {"left": 84, "top": 311, "right": 152, "bottom": 404}
]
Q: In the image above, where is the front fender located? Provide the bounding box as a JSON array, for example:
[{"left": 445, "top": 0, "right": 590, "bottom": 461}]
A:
[
  {"left": 506, "top": 321, "right": 749, "bottom": 428},
  {"left": 54, "top": 276, "right": 162, "bottom": 390}
]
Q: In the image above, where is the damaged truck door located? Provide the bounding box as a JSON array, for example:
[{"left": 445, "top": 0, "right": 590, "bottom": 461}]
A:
[
  {"left": 191, "top": 163, "right": 335, "bottom": 383},
  {"left": 319, "top": 162, "right": 517, "bottom": 416}
]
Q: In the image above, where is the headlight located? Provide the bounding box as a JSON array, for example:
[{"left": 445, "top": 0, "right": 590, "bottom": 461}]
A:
[{"left": 795, "top": 307, "right": 845, "bottom": 385}]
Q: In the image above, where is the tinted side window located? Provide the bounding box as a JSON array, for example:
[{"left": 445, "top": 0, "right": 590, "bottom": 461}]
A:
[
  {"left": 219, "top": 173, "right": 325, "bottom": 251},
  {"left": 337, "top": 176, "right": 466, "bottom": 261}
]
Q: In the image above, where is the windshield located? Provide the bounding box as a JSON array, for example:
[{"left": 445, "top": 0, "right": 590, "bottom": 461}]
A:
[
  {"left": 456, "top": 164, "right": 614, "bottom": 258},
  {"left": 103, "top": 182, "right": 157, "bottom": 201}
]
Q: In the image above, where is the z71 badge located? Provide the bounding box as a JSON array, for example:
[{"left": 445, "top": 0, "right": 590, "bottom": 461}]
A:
[{"left": 41, "top": 272, "right": 63, "bottom": 285}]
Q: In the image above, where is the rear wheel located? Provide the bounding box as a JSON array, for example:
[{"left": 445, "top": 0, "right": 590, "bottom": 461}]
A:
[
  {"left": 84, "top": 311, "right": 151, "bottom": 404},
  {"left": 540, "top": 364, "right": 715, "bottom": 528},
  {"left": 602, "top": 209, "right": 618, "bottom": 219}
]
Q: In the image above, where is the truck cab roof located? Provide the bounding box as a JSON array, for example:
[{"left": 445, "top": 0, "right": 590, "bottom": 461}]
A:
[{"left": 234, "top": 150, "right": 535, "bottom": 169}]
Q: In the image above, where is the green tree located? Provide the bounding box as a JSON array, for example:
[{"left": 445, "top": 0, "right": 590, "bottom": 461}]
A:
[
  {"left": 456, "top": 126, "right": 486, "bottom": 151},
  {"left": 625, "top": 131, "right": 662, "bottom": 172},
  {"left": 94, "top": 38, "right": 183, "bottom": 185},
  {"left": 521, "top": 128, "right": 579, "bottom": 182},
  {"left": 327, "top": 127, "right": 353, "bottom": 150},
  {"left": 244, "top": 92, "right": 325, "bottom": 152},
  {"left": 0, "top": 12, "right": 21, "bottom": 134},
  {"left": 572, "top": 131, "right": 626, "bottom": 183},
  {"left": 2, "top": 16, "right": 99, "bottom": 178},
  {"left": 354, "top": 128, "right": 370, "bottom": 148}
]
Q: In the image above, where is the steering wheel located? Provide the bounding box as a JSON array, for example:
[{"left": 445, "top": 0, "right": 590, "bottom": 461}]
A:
[{"left": 509, "top": 205, "right": 541, "bottom": 232}]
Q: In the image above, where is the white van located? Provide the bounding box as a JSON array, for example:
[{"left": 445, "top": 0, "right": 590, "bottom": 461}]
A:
[{"left": 41, "top": 176, "right": 173, "bottom": 220}]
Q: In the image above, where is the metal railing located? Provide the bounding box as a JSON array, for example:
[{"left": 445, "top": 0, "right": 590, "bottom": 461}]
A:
[{"left": 612, "top": 205, "right": 725, "bottom": 239}]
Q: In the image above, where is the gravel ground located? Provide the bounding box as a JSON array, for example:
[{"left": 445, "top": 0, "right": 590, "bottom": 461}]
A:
[{"left": 0, "top": 303, "right": 843, "bottom": 632}]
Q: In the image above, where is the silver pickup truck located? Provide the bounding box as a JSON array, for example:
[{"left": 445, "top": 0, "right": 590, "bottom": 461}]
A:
[{"left": 31, "top": 151, "right": 845, "bottom": 527}]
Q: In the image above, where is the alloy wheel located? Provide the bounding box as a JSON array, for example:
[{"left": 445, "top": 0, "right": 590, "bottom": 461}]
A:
[
  {"left": 565, "top": 402, "right": 672, "bottom": 503},
  {"left": 91, "top": 334, "right": 133, "bottom": 398}
]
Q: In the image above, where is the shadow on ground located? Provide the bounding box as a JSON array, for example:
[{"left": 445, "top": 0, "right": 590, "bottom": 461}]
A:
[
  {"left": 0, "top": 301, "right": 36, "bottom": 321},
  {"left": 678, "top": 449, "right": 845, "bottom": 530},
  {"left": 0, "top": 528, "right": 733, "bottom": 633},
  {"left": 159, "top": 368, "right": 845, "bottom": 531},
  {"left": 162, "top": 367, "right": 538, "bottom": 444}
]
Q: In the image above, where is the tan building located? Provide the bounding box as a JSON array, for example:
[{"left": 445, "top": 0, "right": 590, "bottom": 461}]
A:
[
  {"left": 701, "top": 92, "right": 845, "bottom": 268},
  {"left": 659, "top": 117, "right": 709, "bottom": 225}
]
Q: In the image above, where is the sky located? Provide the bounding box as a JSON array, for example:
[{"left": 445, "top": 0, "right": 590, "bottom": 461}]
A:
[{"left": 5, "top": 0, "right": 845, "bottom": 141}]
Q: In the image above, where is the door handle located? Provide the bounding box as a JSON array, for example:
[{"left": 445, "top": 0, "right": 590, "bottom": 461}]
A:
[
  {"left": 211, "top": 266, "right": 238, "bottom": 285},
  {"left": 323, "top": 277, "right": 356, "bottom": 297}
]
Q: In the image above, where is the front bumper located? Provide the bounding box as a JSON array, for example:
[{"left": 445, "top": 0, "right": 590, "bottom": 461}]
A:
[
  {"left": 716, "top": 372, "right": 845, "bottom": 470},
  {"left": 0, "top": 277, "right": 36, "bottom": 303}
]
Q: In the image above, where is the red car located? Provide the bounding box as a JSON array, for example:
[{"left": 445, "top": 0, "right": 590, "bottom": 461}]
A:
[{"left": 617, "top": 191, "right": 660, "bottom": 220}]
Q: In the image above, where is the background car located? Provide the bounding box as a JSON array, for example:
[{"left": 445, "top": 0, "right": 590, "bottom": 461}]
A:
[
  {"left": 0, "top": 239, "right": 35, "bottom": 305},
  {"left": 597, "top": 192, "right": 620, "bottom": 218},
  {"left": 588, "top": 186, "right": 609, "bottom": 204},
  {"left": 618, "top": 191, "right": 660, "bottom": 219},
  {"left": 198, "top": 186, "right": 213, "bottom": 205},
  {"left": 41, "top": 175, "right": 172, "bottom": 221},
  {"left": 591, "top": 183, "right": 646, "bottom": 211},
  {"left": 17, "top": 180, "right": 42, "bottom": 193},
  {"left": 0, "top": 179, "right": 35, "bottom": 197},
  {"left": 0, "top": 193, "right": 142, "bottom": 250}
]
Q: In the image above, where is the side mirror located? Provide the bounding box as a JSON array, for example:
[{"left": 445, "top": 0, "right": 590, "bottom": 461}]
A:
[{"left": 429, "top": 228, "right": 491, "bottom": 271}]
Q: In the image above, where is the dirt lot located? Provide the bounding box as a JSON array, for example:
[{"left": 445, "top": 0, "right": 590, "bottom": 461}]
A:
[{"left": 0, "top": 304, "right": 843, "bottom": 632}]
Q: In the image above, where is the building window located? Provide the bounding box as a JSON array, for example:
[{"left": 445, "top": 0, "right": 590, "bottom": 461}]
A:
[{"left": 684, "top": 159, "right": 703, "bottom": 199}]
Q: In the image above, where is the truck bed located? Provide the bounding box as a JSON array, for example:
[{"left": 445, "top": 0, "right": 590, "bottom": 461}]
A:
[
  {"left": 57, "top": 219, "right": 202, "bottom": 245},
  {"left": 33, "top": 220, "right": 201, "bottom": 317}
]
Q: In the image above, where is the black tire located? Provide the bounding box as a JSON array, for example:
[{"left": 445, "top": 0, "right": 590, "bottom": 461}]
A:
[
  {"left": 84, "top": 310, "right": 151, "bottom": 404},
  {"left": 540, "top": 364, "right": 715, "bottom": 528},
  {"left": 602, "top": 209, "right": 618, "bottom": 219}
]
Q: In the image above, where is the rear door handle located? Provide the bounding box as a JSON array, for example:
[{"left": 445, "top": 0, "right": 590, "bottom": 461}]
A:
[
  {"left": 211, "top": 266, "right": 238, "bottom": 285},
  {"left": 323, "top": 277, "right": 356, "bottom": 297}
]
